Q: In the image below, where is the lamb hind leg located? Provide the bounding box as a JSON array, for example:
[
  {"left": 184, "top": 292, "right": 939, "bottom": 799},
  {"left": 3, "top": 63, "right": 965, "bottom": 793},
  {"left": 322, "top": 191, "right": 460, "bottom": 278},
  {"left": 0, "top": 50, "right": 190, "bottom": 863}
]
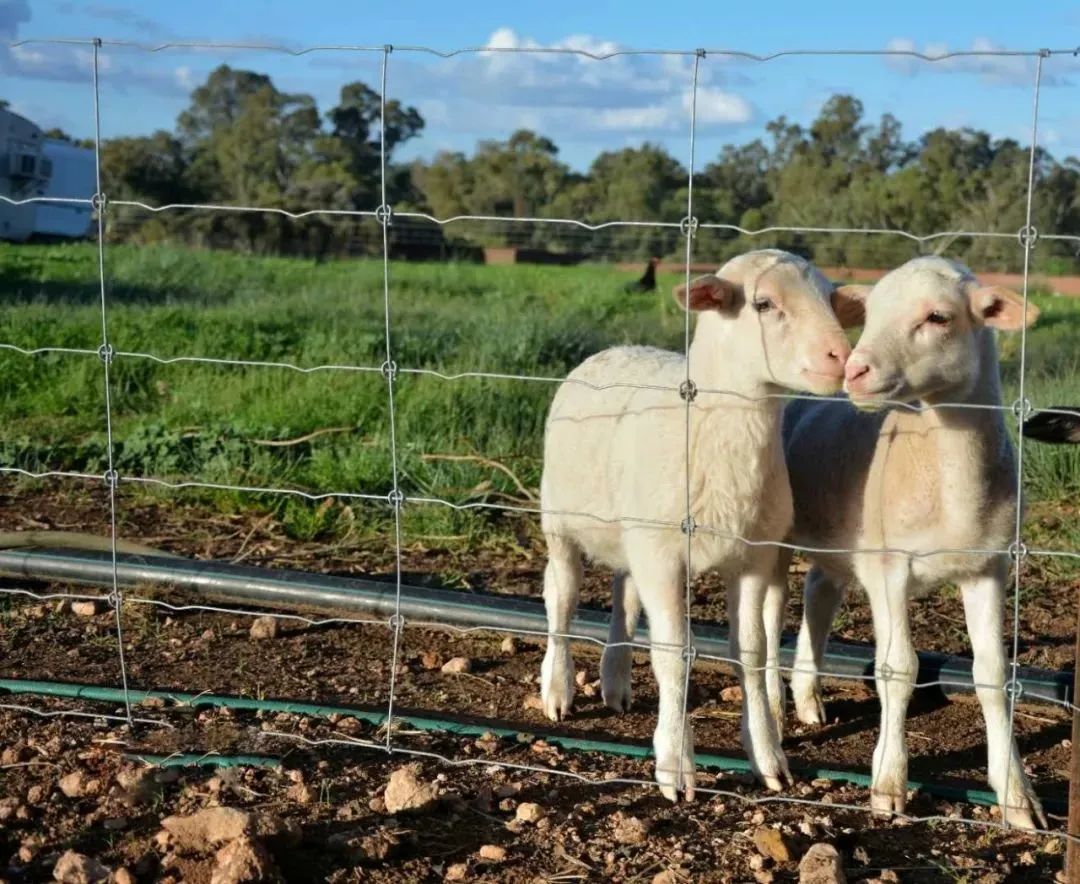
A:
[
  {"left": 601, "top": 572, "right": 642, "bottom": 713},
  {"left": 960, "top": 567, "right": 1046, "bottom": 830},
  {"left": 790, "top": 566, "right": 844, "bottom": 726},
  {"left": 540, "top": 533, "right": 583, "bottom": 721}
]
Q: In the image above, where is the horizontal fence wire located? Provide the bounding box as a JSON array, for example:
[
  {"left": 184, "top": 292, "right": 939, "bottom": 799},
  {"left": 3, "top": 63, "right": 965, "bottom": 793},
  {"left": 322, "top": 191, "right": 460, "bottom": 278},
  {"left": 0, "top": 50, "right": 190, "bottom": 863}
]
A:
[
  {"left": 0, "top": 35, "right": 1077, "bottom": 850},
  {"left": 8, "top": 193, "right": 1080, "bottom": 244},
  {"left": 0, "top": 464, "right": 1074, "bottom": 561}
]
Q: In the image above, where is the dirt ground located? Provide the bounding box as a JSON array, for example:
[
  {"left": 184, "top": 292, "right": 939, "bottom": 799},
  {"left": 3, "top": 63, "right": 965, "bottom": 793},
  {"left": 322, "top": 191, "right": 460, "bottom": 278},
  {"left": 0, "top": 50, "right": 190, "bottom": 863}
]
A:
[{"left": 0, "top": 483, "right": 1078, "bottom": 882}]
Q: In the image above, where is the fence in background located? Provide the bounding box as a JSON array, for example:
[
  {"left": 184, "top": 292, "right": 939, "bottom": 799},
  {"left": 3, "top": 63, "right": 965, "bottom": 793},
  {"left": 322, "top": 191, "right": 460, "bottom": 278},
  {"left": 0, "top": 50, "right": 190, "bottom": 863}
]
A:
[{"left": 3, "top": 35, "right": 1080, "bottom": 858}]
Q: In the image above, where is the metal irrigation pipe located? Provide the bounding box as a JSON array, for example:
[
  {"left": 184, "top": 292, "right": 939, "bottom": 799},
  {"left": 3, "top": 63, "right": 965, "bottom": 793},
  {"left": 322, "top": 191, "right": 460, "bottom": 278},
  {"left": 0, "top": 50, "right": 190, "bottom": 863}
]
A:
[{"left": 0, "top": 547, "right": 1071, "bottom": 708}]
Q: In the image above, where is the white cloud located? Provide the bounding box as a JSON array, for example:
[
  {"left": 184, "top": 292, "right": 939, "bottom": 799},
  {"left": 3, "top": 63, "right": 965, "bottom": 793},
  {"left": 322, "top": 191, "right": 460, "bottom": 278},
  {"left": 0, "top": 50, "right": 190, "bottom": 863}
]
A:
[
  {"left": 883, "top": 37, "right": 1072, "bottom": 87},
  {"left": 689, "top": 87, "right": 752, "bottom": 125},
  {"left": 378, "top": 27, "right": 755, "bottom": 140}
]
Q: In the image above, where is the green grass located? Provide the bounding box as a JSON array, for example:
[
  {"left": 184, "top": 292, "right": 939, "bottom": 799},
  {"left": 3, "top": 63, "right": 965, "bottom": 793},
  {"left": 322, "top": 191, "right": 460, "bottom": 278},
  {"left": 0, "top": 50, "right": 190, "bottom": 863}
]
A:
[{"left": 1, "top": 241, "right": 1078, "bottom": 546}]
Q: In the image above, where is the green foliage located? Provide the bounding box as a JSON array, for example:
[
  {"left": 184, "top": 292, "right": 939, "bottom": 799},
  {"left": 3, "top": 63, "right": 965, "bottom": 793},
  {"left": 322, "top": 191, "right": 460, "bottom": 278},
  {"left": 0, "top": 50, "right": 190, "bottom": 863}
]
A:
[{"left": 1, "top": 243, "right": 1078, "bottom": 547}]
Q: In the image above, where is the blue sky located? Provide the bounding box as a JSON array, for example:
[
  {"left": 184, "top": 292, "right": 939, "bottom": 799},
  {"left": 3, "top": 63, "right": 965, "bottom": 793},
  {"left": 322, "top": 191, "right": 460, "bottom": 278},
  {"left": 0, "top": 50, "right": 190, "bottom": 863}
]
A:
[{"left": 2, "top": 0, "right": 1079, "bottom": 171}]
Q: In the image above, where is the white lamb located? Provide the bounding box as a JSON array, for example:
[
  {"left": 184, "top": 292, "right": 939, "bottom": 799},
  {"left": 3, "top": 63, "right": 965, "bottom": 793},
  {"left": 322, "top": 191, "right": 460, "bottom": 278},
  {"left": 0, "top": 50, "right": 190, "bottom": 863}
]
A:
[
  {"left": 538, "top": 249, "right": 864, "bottom": 800},
  {"left": 765, "top": 255, "right": 1045, "bottom": 827}
]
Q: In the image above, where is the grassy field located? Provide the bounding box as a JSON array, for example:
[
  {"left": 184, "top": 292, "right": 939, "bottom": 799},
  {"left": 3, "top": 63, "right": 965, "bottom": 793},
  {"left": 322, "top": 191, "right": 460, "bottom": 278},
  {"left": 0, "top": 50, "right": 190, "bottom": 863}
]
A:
[{"left": 1, "top": 241, "right": 1079, "bottom": 549}]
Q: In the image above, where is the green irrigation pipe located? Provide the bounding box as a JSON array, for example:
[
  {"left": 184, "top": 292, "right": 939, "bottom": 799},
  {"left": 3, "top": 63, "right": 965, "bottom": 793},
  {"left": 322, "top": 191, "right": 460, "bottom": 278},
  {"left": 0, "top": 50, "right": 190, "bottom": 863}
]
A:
[{"left": 3, "top": 676, "right": 1060, "bottom": 815}]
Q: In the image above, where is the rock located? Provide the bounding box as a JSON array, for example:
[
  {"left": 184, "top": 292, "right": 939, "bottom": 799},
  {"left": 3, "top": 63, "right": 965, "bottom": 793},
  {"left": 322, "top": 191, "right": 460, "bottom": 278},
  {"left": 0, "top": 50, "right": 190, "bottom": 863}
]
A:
[
  {"left": 58, "top": 772, "right": 85, "bottom": 798},
  {"left": 523, "top": 695, "right": 544, "bottom": 711},
  {"left": 613, "top": 815, "right": 650, "bottom": 845},
  {"left": 720, "top": 685, "right": 744, "bottom": 703},
  {"left": 653, "top": 872, "right": 679, "bottom": 884},
  {"left": 445, "top": 864, "right": 468, "bottom": 881},
  {"left": 162, "top": 806, "right": 252, "bottom": 850},
  {"left": 478, "top": 845, "right": 506, "bottom": 862},
  {"left": 798, "top": 843, "right": 846, "bottom": 884},
  {"left": 52, "top": 851, "right": 110, "bottom": 883},
  {"left": 26, "top": 784, "right": 47, "bottom": 805},
  {"left": 753, "top": 826, "right": 794, "bottom": 864},
  {"left": 211, "top": 837, "right": 281, "bottom": 884},
  {"left": 441, "top": 657, "right": 472, "bottom": 674},
  {"left": 287, "top": 782, "right": 315, "bottom": 805},
  {"left": 112, "top": 870, "right": 136, "bottom": 884},
  {"left": 383, "top": 765, "right": 437, "bottom": 815},
  {"left": 500, "top": 637, "right": 519, "bottom": 654},
  {"left": 71, "top": 601, "right": 100, "bottom": 617},
  {"left": 115, "top": 767, "right": 158, "bottom": 807},
  {"left": 515, "top": 802, "right": 545, "bottom": 823},
  {"left": 249, "top": 617, "right": 279, "bottom": 640},
  {"left": 327, "top": 830, "right": 400, "bottom": 863}
]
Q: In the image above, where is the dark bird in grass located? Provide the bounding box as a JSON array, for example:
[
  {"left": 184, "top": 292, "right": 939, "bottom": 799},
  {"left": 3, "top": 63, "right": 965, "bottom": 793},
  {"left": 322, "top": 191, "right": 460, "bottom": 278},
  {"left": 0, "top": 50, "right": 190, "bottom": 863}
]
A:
[
  {"left": 1022, "top": 407, "right": 1080, "bottom": 444},
  {"left": 623, "top": 256, "right": 661, "bottom": 293}
]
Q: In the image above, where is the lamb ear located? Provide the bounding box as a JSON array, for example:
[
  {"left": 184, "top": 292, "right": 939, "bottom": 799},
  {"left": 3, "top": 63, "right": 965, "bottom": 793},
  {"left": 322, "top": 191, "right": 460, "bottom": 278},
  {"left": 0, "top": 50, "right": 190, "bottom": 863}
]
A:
[
  {"left": 968, "top": 285, "right": 1039, "bottom": 330},
  {"left": 673, "top": 274, "right": 740, "bottom": 312},
  {"left": 830, "top": 284, "right": 871, "bottom": 328}
]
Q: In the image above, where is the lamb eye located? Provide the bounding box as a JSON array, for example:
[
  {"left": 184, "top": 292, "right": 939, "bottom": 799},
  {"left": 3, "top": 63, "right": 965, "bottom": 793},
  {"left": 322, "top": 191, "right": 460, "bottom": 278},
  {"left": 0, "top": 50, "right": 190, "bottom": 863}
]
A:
[
  {"left": 752, "top": 298, "right": 774, "bottom": 313},
  {"left": 926, "top": 312, "right": 951, "bottom": 325}
]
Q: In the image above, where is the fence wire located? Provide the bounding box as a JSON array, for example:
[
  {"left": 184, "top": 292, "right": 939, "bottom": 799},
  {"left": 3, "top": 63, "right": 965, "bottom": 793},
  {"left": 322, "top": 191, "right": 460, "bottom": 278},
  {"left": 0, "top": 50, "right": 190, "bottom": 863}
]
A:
[{"left": 0, "top": 36, "right": 1077, "bottom": 849}]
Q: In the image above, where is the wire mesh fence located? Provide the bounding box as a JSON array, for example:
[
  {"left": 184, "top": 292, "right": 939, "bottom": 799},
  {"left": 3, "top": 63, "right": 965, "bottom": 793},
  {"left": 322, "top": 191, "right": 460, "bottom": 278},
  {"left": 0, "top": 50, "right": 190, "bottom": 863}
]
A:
[{"left": 2, "top": 36, "right": 1080, "bottom": 855}]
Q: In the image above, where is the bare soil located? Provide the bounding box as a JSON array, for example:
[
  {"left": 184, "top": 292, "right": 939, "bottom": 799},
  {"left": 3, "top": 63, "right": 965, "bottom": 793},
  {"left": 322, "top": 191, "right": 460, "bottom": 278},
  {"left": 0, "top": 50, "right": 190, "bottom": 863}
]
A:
[{"left": 0, "top": 483, "right": 1077, "bottom": 882}]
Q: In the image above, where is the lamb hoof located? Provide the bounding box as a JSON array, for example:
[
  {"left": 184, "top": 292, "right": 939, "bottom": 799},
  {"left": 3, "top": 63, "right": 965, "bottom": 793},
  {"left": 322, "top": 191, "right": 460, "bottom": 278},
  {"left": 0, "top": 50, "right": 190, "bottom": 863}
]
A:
[{"left": 870, "top": 789, "right": 906, "bottom": 818}]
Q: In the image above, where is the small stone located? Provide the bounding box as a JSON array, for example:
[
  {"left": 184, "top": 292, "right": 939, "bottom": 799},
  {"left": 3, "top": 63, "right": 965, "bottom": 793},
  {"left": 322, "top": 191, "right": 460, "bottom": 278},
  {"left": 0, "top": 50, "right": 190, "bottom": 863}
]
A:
[
  {"left": 445, "top": 863, "right": 468, "bottom": 881},
  {"left": 112, "top": 871, "right": 135, "bottom": 884},
  {"left": 575, "top": 670, "right": 588, "bottom": 687},
  {"left": 721, "top": 685, "right": 743, "bottom": 703},
  {"left": 26, "top": 784, "right": 47, "bottom": 805},
  {"left": 162, "top": 807, "right": 253, "bottom": 850},
  {"left": 798, "top": 843, "right": 847, "bottom": 884},
  {"left": 383, "top": 765, "right": 437, "bottom": 815},
  {"left": 652, "top": 872, "right": 679, "bottom": 884},
  {"left": 753, "top": 826, "right": 794, "bottom": 864},
  {"left": 368, "top": 797, "right": 385, "bottom": 814},
  {"left": 523, "top": 695, "right": 544, "bottom": 711},
  {"left": 515, "top": 802, "right": 545, "bottom": 824},
  {"left": 58, "top": 772, "right": 85, "bottom": 798},
  {"left": 877, "top": 872, "right": 898, "bottom": 883},
  {"left": 211, "top": 836, "right": 280, "bottom": 884},
  {"left": 287, "top": 782, "right": 315, "bottom": 805},
  {"left": 441, "top": 657, "right": 472, "bottom": 674},
  {"left": 754, "top": 871, "right": 776, "bottom": 884},
  {"left": 153, "top": 830, "right": 172, "bottom": 852},
  {"left": 478, "top": 845, "right": 506, "bottom": 862},
  {"left": 139, "top": 696, "right": 166, "bottom": 709},
  {"left": 71, "top": 601, "right": 100, "bottom": 617},
  {"left": 420, "top": 650, "right": 442, "bottom": 670},
  {"left": 500, "top": 637, "right": 519, "bottom": 655},
  {"left": 494, "top": 783, "right": 520, "bottom": 799},
  {"left": 249, "top": 617, "right": 279, "bottom": 640},
  {"left": 1018, "top": 851, "right": 1036, "bottom": 866},
  {"left": 613, "top": 814, "right": 650, "bottom": 845},
  {"left": 1043, "top": 838, "right": 1064, "bottom": 856},
  {"left": 52, "top": 851, "right": 110, "bottom": 883},
  {"left": 18, "top": 845, "right": 35, "bottom": 863}
]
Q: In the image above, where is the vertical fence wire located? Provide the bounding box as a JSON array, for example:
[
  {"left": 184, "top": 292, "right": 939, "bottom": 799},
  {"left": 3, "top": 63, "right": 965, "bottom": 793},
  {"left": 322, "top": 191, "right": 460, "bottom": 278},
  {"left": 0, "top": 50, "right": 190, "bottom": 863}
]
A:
[
  {"left": 1004, "top": 49, "right": 1046, "bottom": 827},
  {"left": 90, "top": 37, "right": 133, "bottom": 727},
  {"left": 677, "top": 50, "right": 704, "bottom": 795},
  {"left": 377, "top": 44, "right": 407, "bottom": 753}
]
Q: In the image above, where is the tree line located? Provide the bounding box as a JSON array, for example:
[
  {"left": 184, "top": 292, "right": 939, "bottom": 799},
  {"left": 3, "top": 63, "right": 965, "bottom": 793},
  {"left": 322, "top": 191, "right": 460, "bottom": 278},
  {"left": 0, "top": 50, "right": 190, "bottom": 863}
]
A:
[{"left": 22, "top": 66, "right": 1080, "bottom": 271}]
